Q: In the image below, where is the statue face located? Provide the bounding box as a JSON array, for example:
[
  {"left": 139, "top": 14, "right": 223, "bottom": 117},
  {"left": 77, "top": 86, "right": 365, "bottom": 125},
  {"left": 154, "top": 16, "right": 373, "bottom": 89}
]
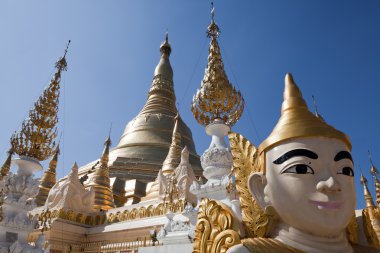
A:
[{"left": 250, "top": 137, "right": 355, "bottom": 237}]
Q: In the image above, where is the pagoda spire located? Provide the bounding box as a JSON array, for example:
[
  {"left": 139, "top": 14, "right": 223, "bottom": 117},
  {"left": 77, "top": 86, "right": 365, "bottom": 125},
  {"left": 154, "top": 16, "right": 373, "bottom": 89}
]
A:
[
  {"left": 162, "top": 113, "right": 182, "bottom": 175},
  {"left": 139, "top": 32, "right": 176, "bottom": 116},
  {"left": 361, "top": 170, "right": 380, "bottom": 247},
  {"left": 0, "top": 147, "right": 14, "bottom": 181},
  {"left": 35, "top": 145, "right": 60, "bottom": 206},
  {"left": 361, "top": 172, "right": 375, "bottom": 208},
  {"left": 86, "top": 134, "right": 115, "bottom": 210},
  {"left": 369, "top": 150, "right": 380, "bottom": 206},
  {"left": 11, "top": 41, "right": 70, "bottom": 161},
  {"left": 191, "top": 2, "right": 244, "bottom": 127}
]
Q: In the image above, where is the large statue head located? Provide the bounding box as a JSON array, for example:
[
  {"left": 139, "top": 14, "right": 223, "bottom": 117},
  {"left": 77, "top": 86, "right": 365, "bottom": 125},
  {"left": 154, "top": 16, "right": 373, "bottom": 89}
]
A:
[{"left": 248, "top": 74, "right": 355, "bottom": 237}]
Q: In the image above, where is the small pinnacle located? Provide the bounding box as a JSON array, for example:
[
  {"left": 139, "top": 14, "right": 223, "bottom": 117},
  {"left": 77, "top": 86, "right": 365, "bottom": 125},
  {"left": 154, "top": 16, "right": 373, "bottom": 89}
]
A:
[
  {"left": 108, "top": 123, "right": 113, "bottom": 138},
  {"left": 211, "top": 1, "right": 215, "bottom": 21},
  {"left": 63, "top": 40, "right": 71, "bottom": 58},
  {"left": 369, "top": 150, "right": 374, "bottom": 165},
  {"left": 54, "top": 144, "right": 60, "bottom": 155}
]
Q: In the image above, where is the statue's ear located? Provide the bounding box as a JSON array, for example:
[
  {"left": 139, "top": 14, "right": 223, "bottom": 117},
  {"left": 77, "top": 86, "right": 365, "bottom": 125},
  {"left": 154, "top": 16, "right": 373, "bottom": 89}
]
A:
[{"left": 248, "top": 172, "right": 268, "bottom": 208}]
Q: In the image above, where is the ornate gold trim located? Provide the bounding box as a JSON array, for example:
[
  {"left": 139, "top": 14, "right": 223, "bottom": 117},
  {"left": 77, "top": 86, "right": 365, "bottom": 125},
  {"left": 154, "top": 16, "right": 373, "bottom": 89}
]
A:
[
  {"left": 33, "top": 208, "right": 107, "bottom": 227},
  {"left": 106, "top": 199, "right": 186, "bottom": 223}
]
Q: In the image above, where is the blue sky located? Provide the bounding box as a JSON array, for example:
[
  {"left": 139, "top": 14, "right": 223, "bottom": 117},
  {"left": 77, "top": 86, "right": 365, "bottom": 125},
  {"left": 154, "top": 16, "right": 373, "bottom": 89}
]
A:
[{"left": 0, "top": 0, "right": 379, "bottom": 209}]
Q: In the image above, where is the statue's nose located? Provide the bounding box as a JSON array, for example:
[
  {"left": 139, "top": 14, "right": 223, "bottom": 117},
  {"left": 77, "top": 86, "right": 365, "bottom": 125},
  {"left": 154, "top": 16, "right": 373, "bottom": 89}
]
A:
[{"left": 316, "top": 176, "right": 341, "bottom": 193}]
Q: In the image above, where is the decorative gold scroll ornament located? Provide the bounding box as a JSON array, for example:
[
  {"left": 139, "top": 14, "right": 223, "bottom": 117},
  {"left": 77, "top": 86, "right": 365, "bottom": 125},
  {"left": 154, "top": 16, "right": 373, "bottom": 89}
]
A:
[
  {"left": 191, "top": 2, "right": 244, "bottom": 127},
  {"left": 193, "top": 198, "right": 241, "bottom": 253},
  {"left": 11, "top": 41, "right": 70, "bottom": 161}
]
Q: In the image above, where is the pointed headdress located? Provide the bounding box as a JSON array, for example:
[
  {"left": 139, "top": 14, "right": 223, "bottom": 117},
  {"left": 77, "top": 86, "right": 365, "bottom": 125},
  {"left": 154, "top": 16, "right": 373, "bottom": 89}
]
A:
[{"left": 259, "top": 73, "right": 351, "bottom": 153}]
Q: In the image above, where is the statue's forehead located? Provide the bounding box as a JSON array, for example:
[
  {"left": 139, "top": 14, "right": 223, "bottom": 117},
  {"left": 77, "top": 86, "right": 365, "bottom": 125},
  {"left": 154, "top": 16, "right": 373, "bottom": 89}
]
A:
[{"left": 266, "top": 137, "right": 350, "bottom": 159}]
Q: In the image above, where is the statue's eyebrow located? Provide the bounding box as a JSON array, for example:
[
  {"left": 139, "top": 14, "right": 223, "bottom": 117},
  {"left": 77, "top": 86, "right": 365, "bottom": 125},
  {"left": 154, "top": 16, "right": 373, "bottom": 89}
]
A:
[
  {"left": 334, "top": 151, "right": 353, "bottom": 163},
  {"left": 273, "top": 149, "right": 318, "bottom": 164}
]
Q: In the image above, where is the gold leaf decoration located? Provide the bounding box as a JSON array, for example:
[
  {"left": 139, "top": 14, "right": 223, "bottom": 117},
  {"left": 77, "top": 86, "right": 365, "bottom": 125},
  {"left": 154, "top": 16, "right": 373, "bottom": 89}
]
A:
[{"left": 228, "top": 132, "right": 270, "bottom": 238}]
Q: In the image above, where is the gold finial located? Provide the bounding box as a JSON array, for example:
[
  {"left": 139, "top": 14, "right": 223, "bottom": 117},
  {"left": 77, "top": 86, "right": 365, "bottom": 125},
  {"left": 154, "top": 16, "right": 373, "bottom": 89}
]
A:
[
  {"left": 55, "top": 40, "right": 70, "bottom": 71},
  {"left": 35, "top": 145, "right": 60, "bottom": 206},
  {"left": 207, "top": 1, "right": 220, "bottom": 38},
  {"left": 10, "top": 41, "right": 70, "bottom": 161},
  {"left": 101, "top": 134, "right": 112, "bottom": 167},
  {"left": 311, "top": 95, "right": 325, "bottom": 121},
  {"left": 0, "top": 147, "right": 14, "bottom": 180},
  {"left": 85, "top": 134, "right": 115, "bottom": 210},
  {"left": 259, "top": 73, "right": 351, "bottom": 153},
  {"left": 160, "top": 31, "right": 171, "bottom": 56},
  {"left": 191, "top": 4, "right": 244, "bottom": 127},
  {"left": 162, "top": 113, "right": 182, "bottom": 175},
  {"left": 369, "top": 150, "right": 379, "bottom": 176}
]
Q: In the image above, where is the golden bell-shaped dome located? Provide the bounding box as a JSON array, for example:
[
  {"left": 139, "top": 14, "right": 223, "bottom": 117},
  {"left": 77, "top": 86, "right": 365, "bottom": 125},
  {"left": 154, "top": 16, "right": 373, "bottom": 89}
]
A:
[
  {"left": 259, "top": 73, "right": 351, "bottom": 153},
  {"left": 101, "top": 34, "right": 202, "bottom": 184}
]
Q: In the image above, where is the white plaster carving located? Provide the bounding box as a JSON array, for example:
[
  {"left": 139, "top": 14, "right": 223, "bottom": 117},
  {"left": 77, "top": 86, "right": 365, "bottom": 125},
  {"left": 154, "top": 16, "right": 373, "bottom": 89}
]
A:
[
  {"left": 157, "top": 211, "right": 195, "bottom": 244},
  {"left": 8, "top": 234, "right": 49, "bottom": 253},
  {"left": 0, "top": 157, "right": 45, "bottom": 253},
  {"left": 45, "top": 163, "right": 95, "bottom": 214},
  {"left": 0, "top": 157, "right": 40, "bottom": 231},
  {"left": 157, "top": 169, "right": 167, "bottom": 199},
  {"left": 173, "top": 147, "right": 197, "bottom": 204},
  {"left": 201, "top": 119, "right": 233, "bottom": 180}
]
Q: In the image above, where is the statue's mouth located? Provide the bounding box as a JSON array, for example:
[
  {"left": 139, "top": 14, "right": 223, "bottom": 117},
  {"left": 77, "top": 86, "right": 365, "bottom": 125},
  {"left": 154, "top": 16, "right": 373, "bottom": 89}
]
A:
[{"left": 309, "top": 200, "right": 343, "bottom": 210}]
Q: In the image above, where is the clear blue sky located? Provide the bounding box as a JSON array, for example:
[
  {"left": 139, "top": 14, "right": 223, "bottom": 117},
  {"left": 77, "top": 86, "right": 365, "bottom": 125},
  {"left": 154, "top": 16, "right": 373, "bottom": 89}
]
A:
[{"left": 0, "top": 0, "right": 379, "bottom": 209}]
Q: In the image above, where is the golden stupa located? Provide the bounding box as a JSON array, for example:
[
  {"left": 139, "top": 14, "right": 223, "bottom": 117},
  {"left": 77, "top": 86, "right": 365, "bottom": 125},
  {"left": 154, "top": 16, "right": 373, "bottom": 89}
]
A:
[
  {"left": 35, "top": 145, "right": 60, "bottom": 206},
  {"left": 80, "top": 33, "right": 202, "bottom": 203}
]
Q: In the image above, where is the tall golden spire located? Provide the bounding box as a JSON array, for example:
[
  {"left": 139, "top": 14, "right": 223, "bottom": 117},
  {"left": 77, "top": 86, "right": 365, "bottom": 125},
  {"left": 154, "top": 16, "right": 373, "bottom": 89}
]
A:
[
  {"left": 361, "top": 173, "right": 375, "bottom": 208},
  {"left": 35, "top": 145, "right": 60, "bottom": 206},
  {"left": 139, "top": 32, "right": 176, "bottom": 116},
  {"left": 162, "top": 113, "right": 182, "bottom": 175},
  {"left": 191, "top": 2, "right": 244, "bottom": 127},
  {"left": 0, "top": 147, "right": 14, "bottom": 180},
  {"left": 369, "top": 150, "right": 380, "bottom": 206},
  {"left": 86, "top": 135, "right": 115, "bottom": 210},
  {"left": 10, "top": 41, "right": 70, "bottom": 161},
  {"left": 259, "top": 73, "right": 351, "bottom": 153}
]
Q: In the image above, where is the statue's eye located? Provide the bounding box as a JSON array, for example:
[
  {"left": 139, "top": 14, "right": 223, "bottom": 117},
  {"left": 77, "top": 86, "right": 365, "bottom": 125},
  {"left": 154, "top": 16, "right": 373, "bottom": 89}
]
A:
[
  {"left": 337, "top": 167, "right": 354, "bottom": 177},
  {"left": 282, "top": 164, "right": 314, "bottom": 174}
]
